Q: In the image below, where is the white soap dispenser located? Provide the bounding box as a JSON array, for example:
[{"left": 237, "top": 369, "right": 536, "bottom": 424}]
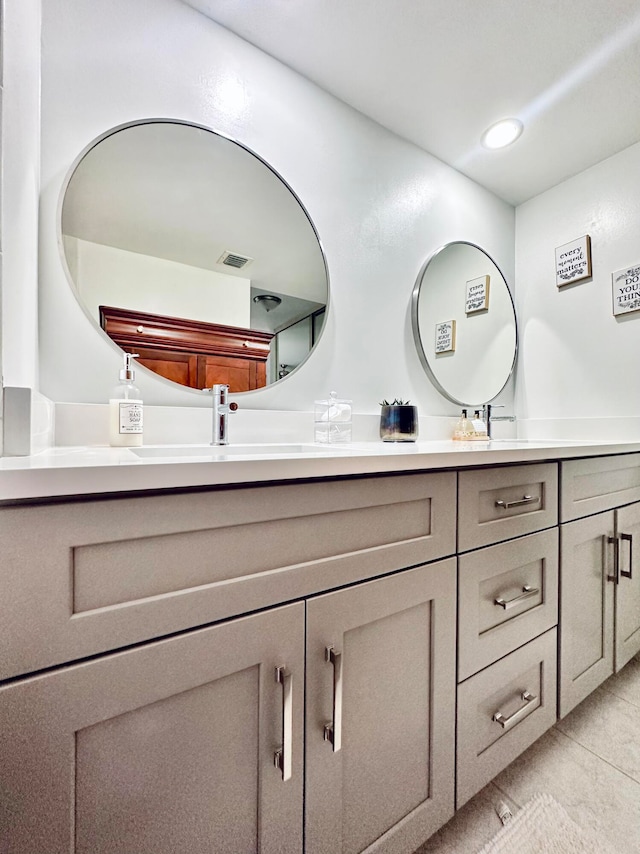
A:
[{"left": 109, "top": 352, "right": 143, "bottom": 447}]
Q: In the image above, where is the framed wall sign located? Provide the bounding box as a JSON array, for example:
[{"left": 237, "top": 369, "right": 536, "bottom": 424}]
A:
[
  {"left": 555, "top": 235, "right": 592, "bottom": 287},
  {"left": 465, "top": 275, "right": 490, "bottom": 314},
  {"left": 435, "top": 320, "right": 456, "bottom": 353},
  {"left": 612, "top": 263, "right": 640, "bottom": 316}
]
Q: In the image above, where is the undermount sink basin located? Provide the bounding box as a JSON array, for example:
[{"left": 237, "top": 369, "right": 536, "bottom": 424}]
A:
[{"left": 130, "top": 443, "right": 348, "bottom": 459}]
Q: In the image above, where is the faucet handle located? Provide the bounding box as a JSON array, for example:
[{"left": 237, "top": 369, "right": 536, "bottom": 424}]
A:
[{"left": 208, "top": 384, "right": 239, "bottom": 410}]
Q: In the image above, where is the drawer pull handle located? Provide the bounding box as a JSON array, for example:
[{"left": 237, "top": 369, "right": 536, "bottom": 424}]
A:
[
  {"left": 323, "top": 646, "right": 343, "bottom": 752},
  {"left": 620, "top": 532, "right": 633, "bottom": 580},
  {"left": 494, "top": 585, "right": 540, "bottom": 610},
  {"left": 495, "top": 495, "right": 540, "bottom": 510},
  {"left": 492, "top": 691, "right": 537, "bottom": 729},
  {"left": 274, "top": 666, "right": 293, "bottom": 781}
]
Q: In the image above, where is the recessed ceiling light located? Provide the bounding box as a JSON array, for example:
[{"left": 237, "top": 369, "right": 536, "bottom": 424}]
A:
[{"left": 481, "top": 118, "right": 524, "bottom": 150}]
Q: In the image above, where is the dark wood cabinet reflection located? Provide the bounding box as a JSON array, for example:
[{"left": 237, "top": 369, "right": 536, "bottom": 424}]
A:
[{"left": 100, "top": 305, "right": 273, "bottom": 392}]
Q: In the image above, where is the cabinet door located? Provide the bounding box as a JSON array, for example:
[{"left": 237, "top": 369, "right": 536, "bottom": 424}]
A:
[
  {"left": 305, "top": 559, "right": 456, "bottom": 854},
  {"left": 0, "top": 603, "right": 304, "bottom": 854},
  {"left": 559, "top": 512, "right": 615, "bottom": 717},
  {"left": 198, "top": 353, "right": 266, "bottom": 391},
  {"left": 133, "top": 346, "right": 200, "bottom": 387},
  {"left": 615, "top": 502, "right": 640, "bottom": 670}
]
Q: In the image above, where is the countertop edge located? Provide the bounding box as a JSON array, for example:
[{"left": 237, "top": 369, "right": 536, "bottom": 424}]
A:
[{"left": 2, "top": 439, "right": 640, "bottom": 502}]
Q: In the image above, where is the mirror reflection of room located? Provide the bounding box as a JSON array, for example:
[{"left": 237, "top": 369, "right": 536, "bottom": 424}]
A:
[
  {"left": 412, "top": 242, "right": 517, "bottom": 406},
  {"left": 61, "top": 121, "right": 328, "bottom": 392}
]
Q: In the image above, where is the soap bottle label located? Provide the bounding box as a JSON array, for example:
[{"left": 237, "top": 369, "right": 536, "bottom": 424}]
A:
[{"left": 119, "top": 402, "right": 143, "bottom": 434}]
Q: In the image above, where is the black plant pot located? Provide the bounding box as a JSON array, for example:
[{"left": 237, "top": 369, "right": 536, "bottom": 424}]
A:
[{"left": 379, "top": 405, "right": 419, "bottom": 442}]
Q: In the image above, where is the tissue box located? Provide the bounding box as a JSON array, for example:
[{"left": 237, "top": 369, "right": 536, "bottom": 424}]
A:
[{"left": 314, "top": 393, "right": 352, "bottom": 443}]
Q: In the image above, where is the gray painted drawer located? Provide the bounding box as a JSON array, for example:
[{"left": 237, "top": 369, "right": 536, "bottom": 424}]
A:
[
  {"left": 458, "top": 528, "right": 558, "bottom": 681},
  {"left": 0, "top": 471, "right": 456, "bottom": 680},
  {"left": 456, "top": 628, "right": 557, "bottom": 808},
  {"left": 561, "top": 453, "right": 640, "bottom": 521},
  {"left": 458, "top": 463, "right": 558, "bottom": 551}
]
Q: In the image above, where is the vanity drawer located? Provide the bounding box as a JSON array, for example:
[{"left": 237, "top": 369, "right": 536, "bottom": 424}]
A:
[
  {"left": 458, "top": 528, "right": 558, "bottom": 681},
  {"left": 561, "top": 453, "right": 640, "bottom": 522},
  {"left": 456, "top": 628, "right": 557, "bottom": 808},
  {"left": 0, "top": 471, "right": 456, "bottom": 680},
  {"left": 458, "top": 463, "right": 558, "bottom": 551}
]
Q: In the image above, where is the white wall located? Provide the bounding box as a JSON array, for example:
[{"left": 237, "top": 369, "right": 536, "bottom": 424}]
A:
[
  {"left": 36, "top": 0, "right": 514, "bottom": 416},
  {"left": 1, "top": 0, "right": 40, "bottom": 389},
  {"left": 65, "top": 237, "right": 251, "bottom": 328},
  {"left": 515, "top": 141, "right": 640, "bottom": 439}
]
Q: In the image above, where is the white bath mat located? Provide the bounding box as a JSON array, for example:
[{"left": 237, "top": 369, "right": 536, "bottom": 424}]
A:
[{"left": 477, "top": 793, "right": 618, "bottom": 854}]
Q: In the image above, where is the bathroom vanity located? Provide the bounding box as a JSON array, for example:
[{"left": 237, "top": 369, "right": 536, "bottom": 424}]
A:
[{"left": 1, "top": 440, "right": 640, "bottom": 854}]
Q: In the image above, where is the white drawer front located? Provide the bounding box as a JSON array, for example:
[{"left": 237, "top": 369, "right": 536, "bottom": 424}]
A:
[
  {"left": 458, "top": 528, "right": 558, "bottom": 681},
  {"left": 456, "top": 628, "right": 557, "bottom": 808},
  {"left": 561, "top": 453, "right": 640, "bottom": 522},
  {"left": 458, "top": 463, "right": 558, "bottom": 551}
]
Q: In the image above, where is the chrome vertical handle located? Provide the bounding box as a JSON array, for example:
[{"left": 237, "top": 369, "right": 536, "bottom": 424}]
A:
[
  {"left": 494, "top": 585, "right": 540, "bottom": 610},
  {"left": 605, "top": 535, "right": 619, "bottom": 584},
  {"left": 323, "top": 646, "right": 343, "bottom": 752},
  {"left": 274, "top": 666, "right": 293, "bottom": 781},
  {"left": 620, "top": 532, "right": 633, "bottom": 580},
  {"left": 492, "top": 691, "right": 537, "bottom": 729}
]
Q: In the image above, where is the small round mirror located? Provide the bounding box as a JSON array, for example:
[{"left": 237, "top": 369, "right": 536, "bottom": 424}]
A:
[
  {"left": 412, "top": 242, "right": 517, "bottom": 405},
  {"left": 60, "top": 120, "right": 329, "bottom": 393}
]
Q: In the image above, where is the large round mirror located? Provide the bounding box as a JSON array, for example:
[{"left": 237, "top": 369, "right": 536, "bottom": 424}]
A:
[
  {"left": 60, "top": 120, "right": 329, "bottom": 393},
  {"left": 412, "top": 242, "right": 517, "bottom": 405}
]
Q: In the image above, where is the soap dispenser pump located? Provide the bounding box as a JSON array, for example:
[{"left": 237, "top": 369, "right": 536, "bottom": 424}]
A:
[{"left": 109, "top": 352, "right": 143, "bottom": 447}]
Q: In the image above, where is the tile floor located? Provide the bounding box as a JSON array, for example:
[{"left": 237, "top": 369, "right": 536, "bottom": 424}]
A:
[{"left": 414, "top": 653, "right": 640, "bottom": 853}]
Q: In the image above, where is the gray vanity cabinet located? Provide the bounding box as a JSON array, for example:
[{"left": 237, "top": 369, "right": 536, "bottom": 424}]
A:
[
  {"left": 559, "top": 504, "right": 640, "bottom": 716},
  {"left": 0, "top": 470, "right": 457, "bottom": 854},
  {"left": 560, "top": 454, "right": 640, "bottom": 717},
  {"left": 304, "top": 559, "right": 457, "bottom": 854},
  {"left": 614, "top": 502, "right": 640, "bottom": 669},
  {"left": 0, "top": 603, "right": 306, "bottom": 854}
]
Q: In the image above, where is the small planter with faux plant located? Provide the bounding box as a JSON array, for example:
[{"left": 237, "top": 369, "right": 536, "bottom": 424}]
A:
[{"left": 379, "top": 399, "right": 419, "bottom": 442}]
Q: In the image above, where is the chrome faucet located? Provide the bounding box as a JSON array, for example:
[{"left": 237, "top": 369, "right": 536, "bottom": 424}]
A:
[
  {"left": 482, "top": 404, "right": 516, "bottom": 439},
  {"left": 210, "top": 384, "right": 238, "bottom": 445}
]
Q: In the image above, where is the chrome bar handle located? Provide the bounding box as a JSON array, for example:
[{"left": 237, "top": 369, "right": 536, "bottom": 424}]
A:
[
  {"left": 274, "top": 666, "right": 293, "bottom": 781},
  {"left": 323, "top": 646, "right": 343, "bottom": 752},
  {"left": 492, "top": 691, "right": 537, "bottom": 729},
  {"left": 494, "top": 585, "right": 540, "bottom": 610},
  {"left": 495, "top": 495, "right": 540, "bottom": 510},
  {"left": 605, "top": 535, "right": 619, "bottom": 584},
  {"left": 620, "top": 532, "right": 633, "bottom": 579}
]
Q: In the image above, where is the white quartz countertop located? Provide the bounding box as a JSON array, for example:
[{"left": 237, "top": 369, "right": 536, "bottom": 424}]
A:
[{"left": 2, "top": 438, "right": 640, "bottom": 502}]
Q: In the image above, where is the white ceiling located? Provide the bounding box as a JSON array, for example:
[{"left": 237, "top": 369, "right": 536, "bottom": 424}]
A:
[
  {"left": 183, "top": 0, "right": 640, "bottom": 206},
  {"left": 62, "top": 122, "right": 328, "bottom": 305}
]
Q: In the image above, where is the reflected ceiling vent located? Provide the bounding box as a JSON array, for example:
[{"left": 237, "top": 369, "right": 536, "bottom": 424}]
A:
[
  {"left": 218, "top": 250, "right": 254, "bottom": 269},
  {"left": 253, "top": 294, "right": 282, "bottom": 312}
]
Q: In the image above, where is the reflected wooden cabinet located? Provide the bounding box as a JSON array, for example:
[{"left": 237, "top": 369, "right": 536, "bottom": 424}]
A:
[{"left": 100, "top": 305, "right": 273, "bottom": 391}]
